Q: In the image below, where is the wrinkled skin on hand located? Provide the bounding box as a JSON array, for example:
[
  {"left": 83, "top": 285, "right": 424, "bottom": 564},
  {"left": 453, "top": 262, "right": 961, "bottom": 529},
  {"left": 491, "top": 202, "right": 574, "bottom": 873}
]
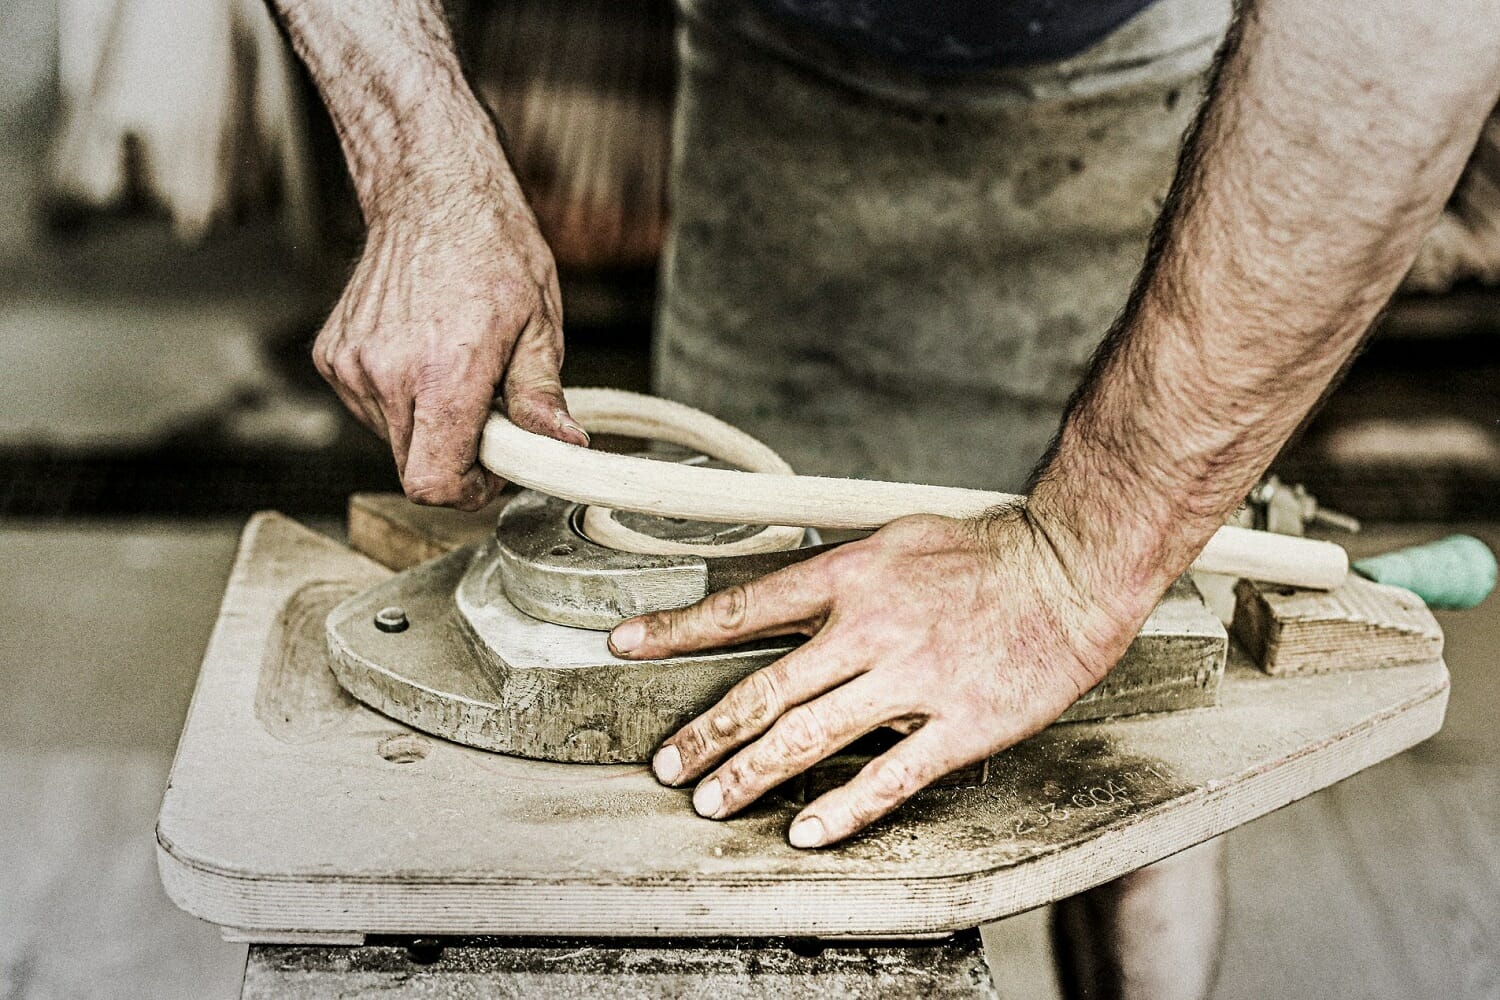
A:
[
  {"left": 313, "top": 174, "right": 587, "bottom": 511},
  {"left": 607, "top": 507, "right": 1150, "bottom": 848}
]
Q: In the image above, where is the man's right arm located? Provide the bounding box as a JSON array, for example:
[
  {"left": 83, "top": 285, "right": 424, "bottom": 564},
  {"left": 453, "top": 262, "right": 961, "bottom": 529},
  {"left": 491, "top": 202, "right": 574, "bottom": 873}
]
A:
[
  {"left": 600, "top": 0, "right": 1500, "bottom": 848},
  {"left": 269, "top": 1, "right": 587, "bottom": 510}
]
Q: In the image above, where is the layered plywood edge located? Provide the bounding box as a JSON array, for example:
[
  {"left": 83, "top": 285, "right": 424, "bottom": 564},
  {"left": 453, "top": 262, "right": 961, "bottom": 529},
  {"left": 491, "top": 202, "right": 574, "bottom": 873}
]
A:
[
  {"left": 156, "top": 511, "right": 1449, "bottom": 940},
  {"left": 1232, "top": 575, "right": 1444, "bottom": 675}
]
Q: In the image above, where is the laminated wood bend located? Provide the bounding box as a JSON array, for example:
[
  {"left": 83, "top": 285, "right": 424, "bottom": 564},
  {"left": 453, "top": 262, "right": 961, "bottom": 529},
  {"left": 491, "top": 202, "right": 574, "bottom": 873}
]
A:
[{"left": 479, "top": 388, "right": 1350, "bottom": 591}]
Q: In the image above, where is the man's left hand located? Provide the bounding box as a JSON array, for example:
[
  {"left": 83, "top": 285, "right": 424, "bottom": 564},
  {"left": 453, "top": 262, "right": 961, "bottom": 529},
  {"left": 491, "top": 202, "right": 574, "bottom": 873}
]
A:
[{"left": 606, "top": 507, "right": 1147, "bottom": 848}]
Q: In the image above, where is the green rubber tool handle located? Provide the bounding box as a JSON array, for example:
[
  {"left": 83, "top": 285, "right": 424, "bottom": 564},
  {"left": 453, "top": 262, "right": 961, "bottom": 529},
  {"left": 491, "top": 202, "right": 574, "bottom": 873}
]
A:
[{"left": 1352, "top": 534, "right": 1497, "bottom": 610}]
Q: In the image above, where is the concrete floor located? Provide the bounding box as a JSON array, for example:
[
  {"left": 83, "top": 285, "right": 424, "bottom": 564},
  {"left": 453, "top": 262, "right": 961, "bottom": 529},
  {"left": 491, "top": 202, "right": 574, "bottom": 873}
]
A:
[
  {"left": 1, "top": 517, "right": 1495, "bottom": 998},
  {"left": 0, "top": 520, "right": 248, "bottom": 999}
]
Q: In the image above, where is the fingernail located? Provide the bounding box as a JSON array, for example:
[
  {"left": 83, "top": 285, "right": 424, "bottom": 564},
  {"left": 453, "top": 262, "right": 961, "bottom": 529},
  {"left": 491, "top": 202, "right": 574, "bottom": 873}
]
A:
[
  {"left": 609, "top": 620, "right": 645, "bottom": 656},
  {"left": 788, "top": 815, "right": 825, "bottom": 849},
  {"left": 652, "top": 744, "right": 682, "bottom": 785},
  {"left": 692, "top": 778, "right": 724, "bottom": 818},
  {"left": 556, "top": 413, "right": 590, "bottom": 447}
]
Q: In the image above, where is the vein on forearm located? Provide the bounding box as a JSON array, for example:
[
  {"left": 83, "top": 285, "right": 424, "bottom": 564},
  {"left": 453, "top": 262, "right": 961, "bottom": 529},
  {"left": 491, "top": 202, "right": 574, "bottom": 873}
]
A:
[
  {"left": 265, "top": 0, "right": 510, "bottom": 217},
  {"left": 1033, "top": 0, "right": 1500, "bottom": 617}
]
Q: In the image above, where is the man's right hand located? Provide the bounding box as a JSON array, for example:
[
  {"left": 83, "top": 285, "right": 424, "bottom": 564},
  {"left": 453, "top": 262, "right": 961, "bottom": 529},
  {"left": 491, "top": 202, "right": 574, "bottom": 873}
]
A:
[{"left": 313, "top": 171, "right": 588, "bottom": 512}]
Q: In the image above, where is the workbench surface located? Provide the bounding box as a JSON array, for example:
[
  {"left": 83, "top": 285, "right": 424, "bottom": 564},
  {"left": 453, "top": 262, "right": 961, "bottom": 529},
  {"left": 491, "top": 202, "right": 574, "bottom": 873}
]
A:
[
  {"left": 1, "top": 518, "right": 1495, "bottom": 998},
  {"left": 155, "top": 512, "right": 1447, "bottom": 940}
]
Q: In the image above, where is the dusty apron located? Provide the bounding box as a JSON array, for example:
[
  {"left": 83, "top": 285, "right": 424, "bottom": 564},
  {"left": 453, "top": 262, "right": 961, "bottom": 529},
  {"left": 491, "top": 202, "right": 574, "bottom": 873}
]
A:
[{"left": 656, "top": 0, "right": 1232, "bottom": 491}]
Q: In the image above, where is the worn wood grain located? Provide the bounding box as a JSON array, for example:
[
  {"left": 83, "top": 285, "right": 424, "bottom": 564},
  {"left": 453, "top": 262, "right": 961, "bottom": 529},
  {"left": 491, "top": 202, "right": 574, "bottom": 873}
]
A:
[
  {"left": 348, "top": 492, "right": 504, "bottom": 571},
  {"left": 242, "top": 934, "right": 997, "bottom": 999},
  {"left": 1231, "top": 574, "right": 1443, "bottom": 675},
  {"left": 156, "top": 513, "right": 1447, "bottom": 941}
]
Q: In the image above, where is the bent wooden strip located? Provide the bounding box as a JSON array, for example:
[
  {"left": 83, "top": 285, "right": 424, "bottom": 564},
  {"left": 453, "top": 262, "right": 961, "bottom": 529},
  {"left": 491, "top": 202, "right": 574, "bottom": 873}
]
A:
[
  {"left": 480, "top": 388, "right": 1349, "bottom": 590},
  {"left": 570, "top": 388, "right": 804, "bottom": 557}
]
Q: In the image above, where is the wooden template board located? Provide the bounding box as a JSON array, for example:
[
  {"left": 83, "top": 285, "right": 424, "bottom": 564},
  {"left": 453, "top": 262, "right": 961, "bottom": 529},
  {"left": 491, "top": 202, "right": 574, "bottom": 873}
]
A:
[{"left": 156, "top": 512, "right": 1449, "bottom": 941}]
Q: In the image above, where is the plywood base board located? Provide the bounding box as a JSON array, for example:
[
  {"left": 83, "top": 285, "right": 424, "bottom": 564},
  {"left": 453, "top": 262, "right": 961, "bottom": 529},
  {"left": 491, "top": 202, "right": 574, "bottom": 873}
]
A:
[{"left": 156, "top": 513, "right": 1448, "bottom": 940}]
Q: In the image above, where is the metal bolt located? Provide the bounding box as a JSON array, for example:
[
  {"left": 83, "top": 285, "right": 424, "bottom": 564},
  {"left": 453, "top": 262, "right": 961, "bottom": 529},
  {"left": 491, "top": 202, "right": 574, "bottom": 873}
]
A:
[
  {"left": 1248, "top": 477, "right": 1280, "bottom": 507},
  {"left": 1308, "top": 506, "right": 1362, "bottom": 534},
  {"left": 374, "top": 606, "right": 409, "bottom": 633}
]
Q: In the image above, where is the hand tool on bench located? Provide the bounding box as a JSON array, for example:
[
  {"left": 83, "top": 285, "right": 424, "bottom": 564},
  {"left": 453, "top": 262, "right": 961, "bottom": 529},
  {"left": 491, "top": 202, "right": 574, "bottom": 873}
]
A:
[{"left": 156, "top": 389, "right": 1467, "bottom": 998}]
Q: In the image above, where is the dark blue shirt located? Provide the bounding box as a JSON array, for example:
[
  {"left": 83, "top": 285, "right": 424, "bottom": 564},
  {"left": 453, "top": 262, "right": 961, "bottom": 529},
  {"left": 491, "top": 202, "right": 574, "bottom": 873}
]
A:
[{"left": 753, "top": 0, "right": 1162, "bottom": 73}]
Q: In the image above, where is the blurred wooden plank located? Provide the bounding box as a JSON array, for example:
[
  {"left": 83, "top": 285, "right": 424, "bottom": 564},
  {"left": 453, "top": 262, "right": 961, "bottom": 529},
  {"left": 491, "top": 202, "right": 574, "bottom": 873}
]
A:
[{"left": 347, "top": 492, "right": 503, "bottom": 570}]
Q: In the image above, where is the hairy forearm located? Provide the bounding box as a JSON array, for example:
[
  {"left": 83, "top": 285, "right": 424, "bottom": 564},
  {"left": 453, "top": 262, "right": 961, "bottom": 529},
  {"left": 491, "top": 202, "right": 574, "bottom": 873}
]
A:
[
  {"left": 267, "top": 0, "right": 519, "bottom": 220},
  {"left": 267, "top": 1, "right": 576, "bottom": 508},
  {"left": 1033, "top": 0, "right": 1500, "bottom": 628}
]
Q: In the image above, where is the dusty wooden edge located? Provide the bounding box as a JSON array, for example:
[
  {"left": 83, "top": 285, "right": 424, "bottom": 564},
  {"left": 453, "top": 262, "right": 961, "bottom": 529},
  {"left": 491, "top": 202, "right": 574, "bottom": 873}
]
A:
[
  {"left": 1231, "top": 574, "right": 1445, "bottom": 676},
  {"left": 241, "top": 934, "right": 997, "bottom": 999},
  {"left": 160, "top": 681, "right": 1448, "bottom": 938},
  {"left": 478, "top": 388, "right": 1349, "bottom": 589}
]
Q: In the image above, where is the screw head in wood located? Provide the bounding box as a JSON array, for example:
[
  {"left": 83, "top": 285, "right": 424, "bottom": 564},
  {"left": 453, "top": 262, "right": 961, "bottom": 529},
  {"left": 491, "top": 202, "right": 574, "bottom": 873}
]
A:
[{"left": 374, "top": 606, "right": 410, "bottom": 633}]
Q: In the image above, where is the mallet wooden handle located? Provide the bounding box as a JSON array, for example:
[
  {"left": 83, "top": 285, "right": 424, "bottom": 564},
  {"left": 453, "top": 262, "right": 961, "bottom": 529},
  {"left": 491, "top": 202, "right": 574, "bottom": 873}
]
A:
[{"left": 479, "top": 388, "right": 1350, "bottom": 590}]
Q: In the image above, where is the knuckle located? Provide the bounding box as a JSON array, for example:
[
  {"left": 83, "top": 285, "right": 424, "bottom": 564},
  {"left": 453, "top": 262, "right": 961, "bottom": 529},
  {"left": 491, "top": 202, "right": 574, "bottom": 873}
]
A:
[
  {"left": 719, "top": 754, "right": 760, "bottom": 791},
  {"left": 722, "top": 745, "right": 781, "bottom": 795},
  {"left": 735, "top": 670, "right": 783, "bottom": 731},
  {"left": 676, "top": 720, "right": 714, "bottom": 761},
  {"left": 776, "top": 706, "right": 827, "bottom": 758},
  {"left": 872, "top": 515, "right": 945, "bottom": 553},
  {"left": 510, "top": 374, "right": 564, "bottom": 405},
  {"left": 866, "top": 754, "right": 923, "bottom": 806},
  {"left": 403, "top": 475, "right": 460, "bottom": 507},
  {"left": 658, "top": 611, "right": 689, "bottom": 650},
  {"left": 707, "top": 585, "right": 750, "bottom": 633},
  {"left": 330, "top": 353, "right": 364, "bottom": 389},
  {"left": 509, "top": 328, "right": 564, "bottom": 369},
  {"left": 311, "top": 342, "right": 335, "bottom": 378},
  {"left": 357, "top": 347, "right": 401, "bottom": 390},
  {"left": 705, "top": 707, "right": 740, "bottom": 742},
  {"left": 824, "top": 542, "right": 870, "bottom": 580},
  {"left": 634, "top": 612, "right": 669, "bottom": 649}
]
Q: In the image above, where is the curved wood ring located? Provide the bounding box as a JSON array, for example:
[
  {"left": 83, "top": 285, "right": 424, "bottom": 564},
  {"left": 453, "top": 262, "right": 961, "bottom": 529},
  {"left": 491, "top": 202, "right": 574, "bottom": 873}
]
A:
[
  {"left": 480, "top": 388, "right": 1349, "bottom": 589},
  {"left": 569, "top": 388, "right": 804, "bottom": 557}
]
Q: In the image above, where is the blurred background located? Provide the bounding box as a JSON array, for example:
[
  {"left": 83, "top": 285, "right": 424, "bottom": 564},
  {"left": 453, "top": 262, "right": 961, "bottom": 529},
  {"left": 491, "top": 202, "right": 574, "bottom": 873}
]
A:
[{"left": 0, "top": 1, "right": 1496, "bottom": 998}]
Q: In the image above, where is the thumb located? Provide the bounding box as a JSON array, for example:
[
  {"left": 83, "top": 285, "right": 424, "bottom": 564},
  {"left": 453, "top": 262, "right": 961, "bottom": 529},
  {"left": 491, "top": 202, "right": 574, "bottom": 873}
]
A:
[
  {"left": 502, "top": 319, "right": 587, "bottom": 447},
  {"left": 403, "top": 383, "right": 506, "bottom": 511}
]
